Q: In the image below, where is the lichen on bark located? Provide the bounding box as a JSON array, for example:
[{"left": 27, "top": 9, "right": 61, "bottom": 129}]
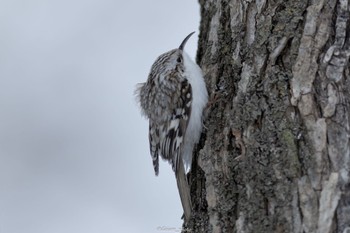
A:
[{"left": 185, "top": 0, "right": 350, "bottom": 232}]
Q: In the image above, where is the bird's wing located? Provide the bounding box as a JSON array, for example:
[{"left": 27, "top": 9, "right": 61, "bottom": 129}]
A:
[
  {"left": 149, "top": 78, "right": 193, "bottom": 220},
  {"left": 162, "top": 79, "right": 192, "bottom": 173},
  {"left": 149, "top": 121, "right": 160, "bottom": 175},
  {"left": 148, "top": 79, "right": 192, "bottom": 175}
]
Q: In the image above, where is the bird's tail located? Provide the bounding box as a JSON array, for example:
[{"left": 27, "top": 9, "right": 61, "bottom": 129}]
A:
[{"left": 176, "top": 158, "right": 192, "bottom": 221}]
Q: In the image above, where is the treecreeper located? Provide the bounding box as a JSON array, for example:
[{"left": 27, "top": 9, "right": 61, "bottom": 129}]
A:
[{"left": 135, "top": 32, "right": 208, "bottom": 221}]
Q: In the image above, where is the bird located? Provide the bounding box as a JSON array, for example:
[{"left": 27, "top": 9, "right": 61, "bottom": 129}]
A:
[{"left": 135, "top": 32, "right": 208, "bottom": 221}]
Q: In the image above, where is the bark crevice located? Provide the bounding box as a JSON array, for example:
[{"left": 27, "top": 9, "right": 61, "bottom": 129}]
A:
[{"left": 186, "top": 0, "right": 350, "bottom": 232}]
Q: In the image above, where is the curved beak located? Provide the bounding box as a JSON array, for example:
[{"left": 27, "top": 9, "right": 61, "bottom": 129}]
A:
[{"left": 179, "top": 31, "right": 195, "bottom": 51}]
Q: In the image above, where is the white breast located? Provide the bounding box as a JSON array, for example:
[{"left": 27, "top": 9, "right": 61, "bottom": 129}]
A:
[{"left": 181, "top": 52, "right": 208, "bottom": 172}]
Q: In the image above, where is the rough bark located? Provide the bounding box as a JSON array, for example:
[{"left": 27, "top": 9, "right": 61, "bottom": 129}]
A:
[{"left": 185, "top": 0, "right": 350, "bottom": 232}]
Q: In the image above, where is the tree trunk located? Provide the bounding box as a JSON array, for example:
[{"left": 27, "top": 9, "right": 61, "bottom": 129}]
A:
[{"left": 186, "top": 0, "right": 350, "bottom": 232}]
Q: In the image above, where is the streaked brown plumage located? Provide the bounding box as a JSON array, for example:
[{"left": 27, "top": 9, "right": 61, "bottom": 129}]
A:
[{"left": 135, "top": 32, "right": 208, "bottom": 221}]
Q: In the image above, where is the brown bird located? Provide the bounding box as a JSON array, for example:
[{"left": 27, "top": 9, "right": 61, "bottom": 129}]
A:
[{"left": 135, "top": 32, "right": 208, "bottom": 221}]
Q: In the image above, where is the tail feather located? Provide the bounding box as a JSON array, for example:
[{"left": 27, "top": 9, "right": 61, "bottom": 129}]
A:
[{"left": 176, "top": 158, "right": 192, "bottom": 221}]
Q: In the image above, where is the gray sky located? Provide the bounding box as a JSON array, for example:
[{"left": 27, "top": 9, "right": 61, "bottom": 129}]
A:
[{"left": 0, "top": 1, "right": 200, "bottom": 232}]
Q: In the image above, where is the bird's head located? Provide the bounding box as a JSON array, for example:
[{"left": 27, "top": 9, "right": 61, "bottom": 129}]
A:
[{"left": 148, "top": 32, "right": 195, "bottom": 81}]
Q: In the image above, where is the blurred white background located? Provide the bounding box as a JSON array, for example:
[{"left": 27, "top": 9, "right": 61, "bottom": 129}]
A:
[{"left": 0, "top": 1, "right": 200, "bottom": 232}]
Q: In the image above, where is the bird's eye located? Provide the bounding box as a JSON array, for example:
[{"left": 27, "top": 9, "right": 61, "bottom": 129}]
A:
[{"left": 177, "top": 57, "right": 182, "bottom": 63}]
